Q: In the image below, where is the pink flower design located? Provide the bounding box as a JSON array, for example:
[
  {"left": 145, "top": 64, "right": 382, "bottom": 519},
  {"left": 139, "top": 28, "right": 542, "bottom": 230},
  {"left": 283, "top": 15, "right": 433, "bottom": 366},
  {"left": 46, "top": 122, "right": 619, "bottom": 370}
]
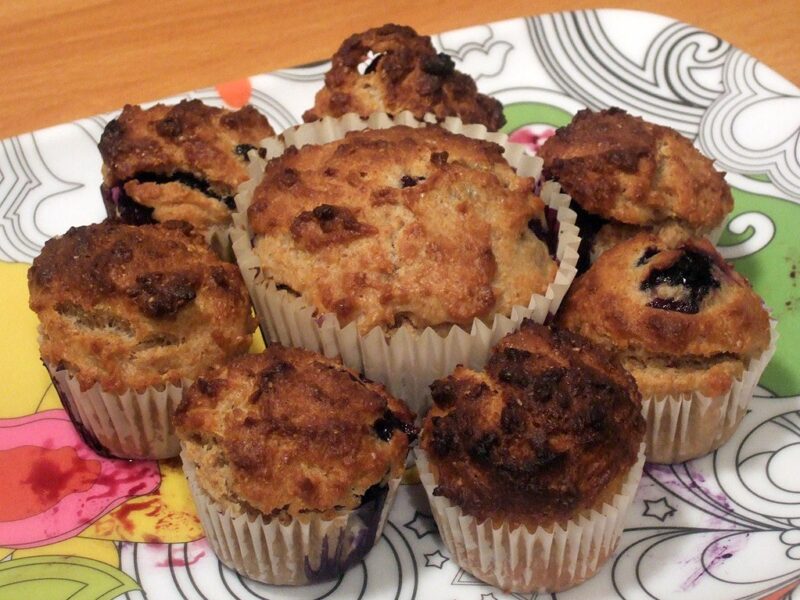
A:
[
  {"left": 508, "top": 124, "right": 556, "bottom": 155},
  {"left": 0, "top": 409, "right": 160, "bottom": 548}
]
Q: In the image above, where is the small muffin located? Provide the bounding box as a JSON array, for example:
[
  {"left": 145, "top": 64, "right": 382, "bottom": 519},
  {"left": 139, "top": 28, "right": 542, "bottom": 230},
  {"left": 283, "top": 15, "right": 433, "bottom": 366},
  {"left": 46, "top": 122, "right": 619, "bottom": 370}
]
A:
[
  {"left": 302, "top": 24, "right": 505, "bottom": 130},
  {"left": 418, "top": 321, "right": 645, "bottom": 592},
  {"left": 99, "top": 100, "right": 274, "bottom": 244},
  {"left": 174, "top": 346, "right": 416, "bottom": 584},
  {"left": 538, "top": 107, "right": 733, "bottom": 262},
  {"left": 232, "top": 114, "right": 579, "bottom": 412},
  {"left": 28, "top": 220, "right": 255, "bottom": 458},
  {"left": 558, "top": 230, "right": 774, "bottom": 462}
]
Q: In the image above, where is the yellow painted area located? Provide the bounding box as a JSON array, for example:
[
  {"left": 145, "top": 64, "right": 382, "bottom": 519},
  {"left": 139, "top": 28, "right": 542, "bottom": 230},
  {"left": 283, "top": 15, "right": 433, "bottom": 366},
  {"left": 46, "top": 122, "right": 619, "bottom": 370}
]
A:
[
  {"left": 0, "top": 548, "right": 14, "bottom": 561},
  {"left": 83, "top": 458, "right": 203, "bottom": 543},
  {"left": 0, "top": 262, "right": 51, "bottom": 418},
  {"left": 10, "top": 537, "right": 119, "bottom": 567},
  {"left": 250, "top": 325, "right": 266, "bottom": 353}
]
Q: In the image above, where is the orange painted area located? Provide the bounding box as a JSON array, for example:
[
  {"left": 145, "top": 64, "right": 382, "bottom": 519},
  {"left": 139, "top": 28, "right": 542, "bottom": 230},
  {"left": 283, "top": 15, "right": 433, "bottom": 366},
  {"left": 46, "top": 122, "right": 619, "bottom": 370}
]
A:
[
  {"left": 760, "top": 579, "right": 800, "bottom": 599},
  {"left": 0, "top": 446, "right": 100, "bottom": 522},
  {"left": 215, "top": 78, "right": 252, "bottom": 108}
]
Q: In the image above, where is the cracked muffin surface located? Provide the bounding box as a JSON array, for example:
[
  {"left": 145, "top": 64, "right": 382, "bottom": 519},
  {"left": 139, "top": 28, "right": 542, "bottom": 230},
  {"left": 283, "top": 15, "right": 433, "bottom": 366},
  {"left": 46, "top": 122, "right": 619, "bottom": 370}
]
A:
[
  {"left": 28, "top": 220, "right": 255, "bottom": 393},
  {"left": 99, "top": 100, "right": 274, "bottom": 232},
  {"left": 558, "top": 230, "right": 771, "bottom": 397},
  {"left": 246, "top": 124, "right": 557, "bottom": 335},
  {"left": 538, "top": 108, "right": 732, "bottom": 257},
  {"left": 174, "top": 347, "right": 416, "bottom": 518},
  {"left": 420, "top": 321, "right": 644, "bottom": 528},
  {"left": 302, "top": 24, "right": 505, "bottom": 130}
]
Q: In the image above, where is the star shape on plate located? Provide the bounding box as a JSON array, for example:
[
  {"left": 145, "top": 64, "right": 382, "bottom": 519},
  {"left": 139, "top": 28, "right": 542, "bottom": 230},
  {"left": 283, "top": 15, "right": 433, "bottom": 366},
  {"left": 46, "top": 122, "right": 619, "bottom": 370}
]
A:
[
  {"left": 480, "top": 594, "right": 499, "bottom": 600},
  {"left": 642, "top": 497, "right": 677, "bottom": 522},
  {"left": 424, "top": 550, "right": 449, "bottom": 569},
  {"left": 404, "top": 511, "right": 438, "bottom": 538}
]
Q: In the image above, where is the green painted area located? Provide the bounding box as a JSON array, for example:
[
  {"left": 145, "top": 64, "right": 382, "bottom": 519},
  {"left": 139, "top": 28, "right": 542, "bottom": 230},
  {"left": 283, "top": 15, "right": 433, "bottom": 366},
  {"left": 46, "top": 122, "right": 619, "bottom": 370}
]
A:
[
  {"left": 719, "top": 187, "right": 800, "bottom": 397},
  {"left": 0, "top": 556, "right": 139, "bottom": 600},
  {"left": 745, "top": 173, "right": 771, "bottom": 183},
  {"left": 502, "top": 102, "right": 573, "bottom": 133}
]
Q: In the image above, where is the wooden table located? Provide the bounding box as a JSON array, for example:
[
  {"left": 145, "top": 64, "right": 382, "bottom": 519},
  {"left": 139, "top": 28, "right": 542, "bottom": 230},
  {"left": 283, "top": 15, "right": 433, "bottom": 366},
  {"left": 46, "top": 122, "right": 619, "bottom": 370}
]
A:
[{"left": 0, "top": 0, "right": 797, "bottom": 139}]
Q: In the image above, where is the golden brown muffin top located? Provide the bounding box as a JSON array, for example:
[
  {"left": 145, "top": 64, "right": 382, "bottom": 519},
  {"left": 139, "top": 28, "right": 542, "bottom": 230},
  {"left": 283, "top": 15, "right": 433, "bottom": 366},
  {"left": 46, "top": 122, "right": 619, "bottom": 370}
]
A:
[
  {"left": 28, "top": 221, "right": 255, "bottom": 393},
  {"left": 247, "top": 125, "right": 557, "bottom": 335},
  {"left": 99, "top": 100, "right": 274, "bottom": 229},
  {"left": 421, "top": 321, "right": 644, "bottom": 527},
  {"left": 302, "top": 24, "right": 505, "bottom": 131},
  {"left": 558, "top": 231, "right": 771, "bottom": 362},
  {"left": 174, "top": 347, "right": 416, "bottom": 517},
  {"left": 538, "top": 108, "right": 732, "bottom": 232}
]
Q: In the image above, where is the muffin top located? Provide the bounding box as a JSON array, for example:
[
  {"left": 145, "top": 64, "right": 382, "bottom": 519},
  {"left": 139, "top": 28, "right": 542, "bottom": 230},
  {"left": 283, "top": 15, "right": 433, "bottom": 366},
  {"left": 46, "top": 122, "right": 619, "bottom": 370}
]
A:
[
  {"left": 538, "top": 108, "right": 733, "bottom": 232},
  {"left": 174, "top": 346, "right": 416, "bottom": 517},
  {"left": 247, "top": 124, "right": 557, "bottom": 335},
  {"left": 302, "top": 24, "right": 505, "bottom": 131},
  {"left": 421, "top": 321, "right": 644, "bottom": 527},
  {"left": 28, "top": 221, "right": 255, "bottom": 393},
  {"left": 558, "top": 231, "right": 771, "bottom": 361},
  {"left": 99, "top": 100, "right": 274, "bottom": 230}
]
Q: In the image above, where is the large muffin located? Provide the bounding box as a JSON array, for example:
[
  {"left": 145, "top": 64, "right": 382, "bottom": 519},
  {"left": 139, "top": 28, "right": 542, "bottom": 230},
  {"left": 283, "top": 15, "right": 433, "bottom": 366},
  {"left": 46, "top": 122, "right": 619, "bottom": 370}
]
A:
[
  {"left": 558, "top": 230, "right": 773, "bottom": 462},
  {"left": 302, "top": 24, "right": 505, "bottom": 130},
  {"left": 247, "top": 124, "right": 557, "bottom": 335},
  {"left": 174, "top": 346, "right": 416, "bottom": 584},
  {"left": 28, "top": 220, "right": 255, "bottom": 458},
  {"left": 418, "top": 320, "right": 645, "bottom": 592},
  {"left": 99, "top": 100, "right": 274, "bottom": 235},
  {"left": 538, "top": 107, "right": 733, "bottom": 261}
]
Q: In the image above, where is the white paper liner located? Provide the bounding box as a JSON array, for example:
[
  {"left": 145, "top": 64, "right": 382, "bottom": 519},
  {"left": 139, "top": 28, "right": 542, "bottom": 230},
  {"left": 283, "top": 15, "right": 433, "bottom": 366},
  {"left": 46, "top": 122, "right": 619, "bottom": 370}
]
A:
[
  {"left": 207, "top": 224, "right": 234, "bottom": 262},
  {"left": 416, "top": 443, "right": 646, "bottom": 593},
  {"left": 706, "top": 218, "right": 727, "bottom": 245},
  {"left": 231, "top": 112, "right": 580, "bottom": 414},
  {"left": 643, "top": 318, "right": 778, "bottom": 464},
  {"left": 181, "top": 449, "right": 401, "bottom": 585},
  {"left": 47, "top": 363, "right": 186, "bottom": 460}
]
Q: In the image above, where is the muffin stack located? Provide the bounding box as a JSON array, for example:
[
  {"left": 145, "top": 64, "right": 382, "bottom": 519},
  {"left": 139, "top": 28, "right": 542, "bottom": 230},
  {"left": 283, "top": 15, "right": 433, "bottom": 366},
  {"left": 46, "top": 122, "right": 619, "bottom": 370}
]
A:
[{"left": 25, "top": 21, "right": 775, "bottom": 595}]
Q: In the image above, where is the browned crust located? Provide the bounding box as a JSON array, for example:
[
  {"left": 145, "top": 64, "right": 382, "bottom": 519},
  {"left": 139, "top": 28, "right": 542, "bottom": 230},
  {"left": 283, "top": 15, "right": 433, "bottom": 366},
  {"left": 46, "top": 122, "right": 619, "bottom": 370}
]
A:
[
  {"left": 420, "top": 321, "right": 644, "bottom": 528},
  {"left": 174, "top": 347, "right": 416, "bottom": 517},
  {"left": 302, "top": 24, "right": 505, "bottom": 131},
  {"left": 538, "top": 108, "right": 733, "bottom": 231},
  {"left": 557, "top": 232, "right": 771, "bottom": 388},
  {"left": 99, "top": 100, "right": 274, "bottom": 229},
  {"left": 28, "top": 221, "right": 255, "bottom": 393},
  {"left": 247, "top": 125, "right": 557, "bottom": 335}
]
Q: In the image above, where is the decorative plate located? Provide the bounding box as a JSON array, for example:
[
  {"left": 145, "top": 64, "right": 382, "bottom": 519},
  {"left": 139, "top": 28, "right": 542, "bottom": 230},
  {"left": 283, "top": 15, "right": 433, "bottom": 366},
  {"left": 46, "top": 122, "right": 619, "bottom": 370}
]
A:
[{"left": 1, "top": 8, "right": 798, "bottom": 600}]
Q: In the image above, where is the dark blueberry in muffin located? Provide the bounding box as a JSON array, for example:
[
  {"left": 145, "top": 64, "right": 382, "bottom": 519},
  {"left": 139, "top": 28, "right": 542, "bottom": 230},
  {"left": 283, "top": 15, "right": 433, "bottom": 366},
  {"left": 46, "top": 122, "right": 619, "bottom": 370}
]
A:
[{"left": 640, "top": 248, "right": 720, "bottom": 314}]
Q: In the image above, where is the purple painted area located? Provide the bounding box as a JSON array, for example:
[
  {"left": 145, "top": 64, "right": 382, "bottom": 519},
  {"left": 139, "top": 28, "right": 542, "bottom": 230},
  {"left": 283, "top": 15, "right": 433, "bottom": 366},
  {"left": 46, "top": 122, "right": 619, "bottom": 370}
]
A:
[
  {"left": 680, "top": 533, "right": 750, "bottom": 591},
  {"left": 644, "top": 463, "right": 732, "bottom": 512}
]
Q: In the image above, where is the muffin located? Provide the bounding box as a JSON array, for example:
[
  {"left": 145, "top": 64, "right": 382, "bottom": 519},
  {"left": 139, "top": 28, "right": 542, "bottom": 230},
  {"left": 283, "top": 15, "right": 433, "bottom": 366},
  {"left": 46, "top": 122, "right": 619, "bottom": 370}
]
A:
[
  {"left": 174, "top": 346, "right": 416, "bottom": 585},
  {"left": 99, "top": 100, "right": 275, "bottom": 255},
  {"left": 538, "top": 107, "right": 733, "bottom": 263},
  {"left": 302, "top": 24, "right": 505, "bottom": 130},
  {"left": 417, "top": 320, "right": 646, "bottom": 592},
  {"left": 28, "top": 220, "right": 255, "bottom": 458},
  {"left": 558, "top": 230, "right": 775, "bottom": 463},
  {"left": 231, "top": 112, "right": 580, "bottom": 412}
]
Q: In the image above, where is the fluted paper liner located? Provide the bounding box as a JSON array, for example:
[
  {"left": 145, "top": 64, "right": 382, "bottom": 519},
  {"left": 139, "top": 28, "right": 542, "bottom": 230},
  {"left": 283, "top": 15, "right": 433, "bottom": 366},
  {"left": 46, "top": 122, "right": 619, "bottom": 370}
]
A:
[
  {"left": 181, "top": 450, "right": 401, "bottom": 585},
  {"left": 231, "top": 112, "right": 580, "bottom": 414},
  {"left": 415, "top": 444, "right": 646, "bottom": 593},
  {"left": 643, "top": 318, "right": 778, "bottom": 464},
  {"left": 48, "top": 363, "right": 185, "bottom": 459}
]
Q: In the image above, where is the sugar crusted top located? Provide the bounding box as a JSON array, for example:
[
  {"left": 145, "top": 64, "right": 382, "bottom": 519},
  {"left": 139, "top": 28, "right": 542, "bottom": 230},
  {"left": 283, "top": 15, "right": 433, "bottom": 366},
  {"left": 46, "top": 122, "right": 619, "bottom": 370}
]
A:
[
  {"left": 539, "top": 107, "right": 732, "bottom": 232},
  {"left": 28, "top": 221, "right": 255, "bottom": 393},
  {"left": 303, "top": 23, "right": 505, "bottom": 131},
  {"left": 247, "top": 125, "right": 557, "bottom": 335},
  {"left": 421, "top": 321, "right": 644, "bottom": 527},
  {"left": 174, "top": 346, "right": 416, "bottom": 517}
]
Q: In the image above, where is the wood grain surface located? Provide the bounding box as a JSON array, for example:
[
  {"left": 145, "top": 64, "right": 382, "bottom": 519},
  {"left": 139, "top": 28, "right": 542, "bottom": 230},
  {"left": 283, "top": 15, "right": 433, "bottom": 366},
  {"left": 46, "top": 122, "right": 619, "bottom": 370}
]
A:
[{"left": 0, "top": 0, "right": 797, "bottom": 139}]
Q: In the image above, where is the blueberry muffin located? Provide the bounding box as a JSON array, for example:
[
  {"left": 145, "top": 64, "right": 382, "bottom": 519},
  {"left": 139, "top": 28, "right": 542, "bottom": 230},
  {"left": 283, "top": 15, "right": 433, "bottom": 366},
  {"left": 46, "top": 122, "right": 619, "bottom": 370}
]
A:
[
  {"left": 28, "top": 220, "right": 255, "bottom": 458},
  {"left": 418, "top": 320, "right": 645, "bottom": 592},
  {"left": 303, "top": 24, "right": 505, "bottom": 130},
  {"left": 558, "top": 230, "right": 773, "bottom": 462},
  {"left": 174, "top": 346, "right": 416, "bottom": 584},
  {"left": 99, "top": 100, "right": 274, "bottom": 239},
  {"left": 538, "top": 108, "right": 733, "bottom": 263}
]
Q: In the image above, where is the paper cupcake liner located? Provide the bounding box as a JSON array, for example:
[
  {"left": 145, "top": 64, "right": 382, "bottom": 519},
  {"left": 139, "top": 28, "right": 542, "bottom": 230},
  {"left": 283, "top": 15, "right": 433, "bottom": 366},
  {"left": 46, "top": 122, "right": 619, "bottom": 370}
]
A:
[
  {"left": 47, "top": 363, "right": 186, "bottom": 460},
  {"left": 643, "top": 319, "right": 778, "bottom": 464},
  {"left": 181, "top": 449, "right": 400, "bottom": 585},
  {"left": 231, "top": 112, "right": 580, "bottom": 414},
  {"left": 207, "top": 224, "right": 235, "bottom": 262},
  {"left": 415, "top": 444, "right": 646, "bottom": 593}
]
